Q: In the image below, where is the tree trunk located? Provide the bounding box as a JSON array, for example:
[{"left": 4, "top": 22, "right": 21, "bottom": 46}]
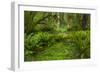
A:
[{"left": 82, "top": 14, "right": 87, "bottom": 30}]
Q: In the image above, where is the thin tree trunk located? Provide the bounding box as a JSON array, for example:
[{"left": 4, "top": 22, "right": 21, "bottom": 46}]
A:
[{"left": 82, "top": 14, "right": 87, "bottom": 30}]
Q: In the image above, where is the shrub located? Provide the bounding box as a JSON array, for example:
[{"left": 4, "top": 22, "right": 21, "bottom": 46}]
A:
[
  {"left": 24, "top": 32, "right": 52, "bottom": 61},
  {"left": 69, "top": 31, "right": 90, "bottom": 58},
  {"left": 24, "top": 30, "right": 90, "bottom": 61}
]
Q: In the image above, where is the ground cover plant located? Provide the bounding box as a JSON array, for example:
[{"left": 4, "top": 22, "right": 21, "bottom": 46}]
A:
[{"left": 24, "top": 11, "right": 90, "bottom": 61}]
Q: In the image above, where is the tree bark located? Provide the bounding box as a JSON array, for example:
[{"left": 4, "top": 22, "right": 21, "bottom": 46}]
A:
[{"left": 82, "top": 14, "right": 87, "bottom": 30}]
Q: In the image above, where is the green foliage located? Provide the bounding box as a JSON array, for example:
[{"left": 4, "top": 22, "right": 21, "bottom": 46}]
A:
[
  {"left": 24, "top": 31, "right": 90, "bottom": 61},
  {"left": 70, "top": 31, "right": 90, "bottom": 58},
  {"left": 24, "top": 11, "right": 90, "bottom": 61},
  {"left": 35, "top": 43, "right": 76, "bottom": 60}
]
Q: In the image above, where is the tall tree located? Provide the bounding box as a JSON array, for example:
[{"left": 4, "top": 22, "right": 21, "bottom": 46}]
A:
[{"left": 81, "top": 14, "right": 87, "bottom": 30}]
